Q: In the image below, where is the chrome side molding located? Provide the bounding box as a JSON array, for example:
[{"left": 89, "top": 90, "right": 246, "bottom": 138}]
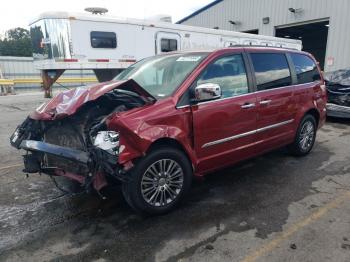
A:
[
  {"left": 202, "top": 129, "right": 257, "bottom": 148},
  {"left": 202, "top": 119, "right": 294, "bottom": 148}
]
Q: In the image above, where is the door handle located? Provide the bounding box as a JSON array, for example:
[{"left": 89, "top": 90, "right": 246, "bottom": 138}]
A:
[
  {"left": 259, "top": 99, "right": 272, "bottom": 105},
  {"left": 241, "top": 103, "right": 256, "bottom": 109}
]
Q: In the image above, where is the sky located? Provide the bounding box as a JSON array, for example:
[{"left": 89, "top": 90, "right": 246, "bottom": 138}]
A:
[{"left": 0, "top": 0, "right": 213, "bottom": 34}]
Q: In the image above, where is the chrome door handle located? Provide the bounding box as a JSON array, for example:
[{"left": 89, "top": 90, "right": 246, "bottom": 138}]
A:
[
  {"left": 241, "top": 103, "right": 256, "bottom": 109},
  {"left": 260, "top": 100, "right": 272, "bottom": 105}
]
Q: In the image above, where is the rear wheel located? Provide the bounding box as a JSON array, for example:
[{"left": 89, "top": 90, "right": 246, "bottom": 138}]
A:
[
  {"left": 288, "top": 114, "right": 317, "bottom": 156},
  {"left": 122, "top": 147, "right": 192, "bottom": 215}
]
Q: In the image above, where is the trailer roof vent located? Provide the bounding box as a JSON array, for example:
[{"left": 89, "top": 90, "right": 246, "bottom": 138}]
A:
[
  {"left": 84, "top": 7, "right": 108, "bottom": 15},
  {"left": 147, "top": 14, "right": 172, "bottom": 23}
]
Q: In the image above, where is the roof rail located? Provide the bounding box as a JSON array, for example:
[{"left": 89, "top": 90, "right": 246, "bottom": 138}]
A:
[{"left": 228, "top": 44, "right": 299, "bottom": 51}]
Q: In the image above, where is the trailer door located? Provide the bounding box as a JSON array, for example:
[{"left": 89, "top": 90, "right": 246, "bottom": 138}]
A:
[{"left": 155, "top": 32, "right": 181, "bottom": 54}]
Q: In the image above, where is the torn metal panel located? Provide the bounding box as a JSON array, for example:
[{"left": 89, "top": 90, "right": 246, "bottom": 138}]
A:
[{"left": 31, "top": 79, "right": 155, "bottom": 120}]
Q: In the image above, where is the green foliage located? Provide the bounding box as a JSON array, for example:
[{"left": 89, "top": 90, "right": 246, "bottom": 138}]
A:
[{"left": 0, "top": 27, "right": 32, "bottom": 57}]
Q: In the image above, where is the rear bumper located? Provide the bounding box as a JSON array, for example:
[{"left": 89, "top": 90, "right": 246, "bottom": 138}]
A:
[{"left": 326, "top": 103, "right": 350, "bottom": 118}]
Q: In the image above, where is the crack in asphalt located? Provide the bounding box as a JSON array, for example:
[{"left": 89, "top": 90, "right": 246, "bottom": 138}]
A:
[
  {"left": 0, "top": 193, "right": 68, "bottom": 222},
  {"left": 0, "top": 104, "right": 25, "bottom": 111}
]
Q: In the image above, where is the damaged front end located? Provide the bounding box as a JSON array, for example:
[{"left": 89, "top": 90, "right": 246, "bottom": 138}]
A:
[
  {"left": 10, "top": 80, "right": 155, "bottom": 193},
  {"left": 325, "top": 69, "right": 350, "bottom": 118}
]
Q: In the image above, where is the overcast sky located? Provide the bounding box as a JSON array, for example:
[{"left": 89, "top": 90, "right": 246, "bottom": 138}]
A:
[{"left": 0, "top": 0, "right": 213, "bottom": 34}]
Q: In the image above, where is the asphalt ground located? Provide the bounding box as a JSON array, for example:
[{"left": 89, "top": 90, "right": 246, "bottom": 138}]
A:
[{"left": 0, "top": 91, "right": 349, "bottom": 262}]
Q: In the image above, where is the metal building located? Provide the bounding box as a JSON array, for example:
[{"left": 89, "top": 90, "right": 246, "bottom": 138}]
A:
[{"left": 177, "top": 0, "right": 350, "bottom": 72}]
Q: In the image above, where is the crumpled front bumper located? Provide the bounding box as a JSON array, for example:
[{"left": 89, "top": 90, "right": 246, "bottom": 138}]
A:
[
  {"left": 10, "top": 118, "right": 125, "bottom": 191},
  {"left": 20, "top": 140, "right": 90, "bottom": 165}
]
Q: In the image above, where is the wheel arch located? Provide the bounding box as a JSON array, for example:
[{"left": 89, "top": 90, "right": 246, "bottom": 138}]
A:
[
  {"left": 147, "top": 137, "right": 196, "bottom": 173},
  {"left": 304, "top": 108, "right": 320, "bottom": 127}
]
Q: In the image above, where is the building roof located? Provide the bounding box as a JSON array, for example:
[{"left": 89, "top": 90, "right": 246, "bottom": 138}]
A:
[{"left": 176, "top": 0, "right": 223, "bottom": 24}]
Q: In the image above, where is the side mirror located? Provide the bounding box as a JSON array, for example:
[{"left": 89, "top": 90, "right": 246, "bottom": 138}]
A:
[{"left": 192, "top": 83, "right": 221, "bottom": 103}]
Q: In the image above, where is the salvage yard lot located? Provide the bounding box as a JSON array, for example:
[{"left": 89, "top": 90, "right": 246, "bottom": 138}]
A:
[{"left": 0, "top": 92, "right": 349, "bottom": 262}]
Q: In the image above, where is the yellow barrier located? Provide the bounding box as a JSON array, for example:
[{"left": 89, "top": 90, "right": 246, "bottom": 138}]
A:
[
  {"left": 1, "top": 77, "right": 98, "bottom": 96},
  {"left": 11, "top": 77, "right": 98, "bottom": 84},
  {"left": 0, "top": 79, "right": 15, "bottom": 85},
  {"left": 56, "top": 77, "right": 97, "bottom": 83}
]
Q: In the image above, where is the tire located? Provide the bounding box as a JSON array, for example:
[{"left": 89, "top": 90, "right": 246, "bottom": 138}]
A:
[
  {"left": 122, "top": 147, "right": 192, "bottom": 215},
  {"left": 288, "top": 114, "right": 317, "bottom": 156}
]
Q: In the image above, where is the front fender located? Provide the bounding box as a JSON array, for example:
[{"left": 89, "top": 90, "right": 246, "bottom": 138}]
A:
[{"left": 107, "top": 107, "right": 196, "bottom": 167}]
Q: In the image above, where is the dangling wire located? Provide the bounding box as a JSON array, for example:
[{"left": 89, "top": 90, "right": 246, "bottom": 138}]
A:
[{"left": 49, "top": 174, "right": 71, "bottom": 194}]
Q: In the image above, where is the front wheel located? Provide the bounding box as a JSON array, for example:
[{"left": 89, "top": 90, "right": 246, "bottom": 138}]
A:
[
  {"left": 288, "top": 114, "right": 317, "bottom": 156},
  {"left": 122, "top": 147, "right": 192, "bottom": 215}
]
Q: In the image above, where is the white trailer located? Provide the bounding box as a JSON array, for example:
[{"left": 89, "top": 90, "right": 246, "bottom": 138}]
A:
[{"left": 29, "top": 10, "right": 302, "bottom": 96}]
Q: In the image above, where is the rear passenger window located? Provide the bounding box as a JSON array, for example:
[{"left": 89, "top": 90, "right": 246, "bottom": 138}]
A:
[
  {"left": 290, "top": 53, "right": 321, "bottom": 84},
  {"left": 197, "top": 54, "right": 249, "bottom": 98},
  {"left": 250, "top": 53, "right": 291, "bottom": 91}
]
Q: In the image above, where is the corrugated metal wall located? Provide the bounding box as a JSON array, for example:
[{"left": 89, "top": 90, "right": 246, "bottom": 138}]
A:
[
  {"left": 0, "top": 56, "right": 95, "bottom": 90},
  {"left": 180, "top": 0, "right": 350, "bottom": 72}
]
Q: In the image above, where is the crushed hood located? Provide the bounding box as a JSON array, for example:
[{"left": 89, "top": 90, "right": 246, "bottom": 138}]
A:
[{"left": 31, "top": 79, "right": 155, "bottom": 120}]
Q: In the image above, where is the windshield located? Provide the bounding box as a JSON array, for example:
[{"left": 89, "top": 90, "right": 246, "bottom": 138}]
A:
[{"left": 115, "top": 53, "right": 208, "bottom": 99}]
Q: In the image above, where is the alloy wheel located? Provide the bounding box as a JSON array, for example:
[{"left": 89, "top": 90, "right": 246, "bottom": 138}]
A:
[
  {"left": 141, "top": 159, "right": 184, "bottom": 207},
  {"left": 299, "top": 120, "right": 315, "bottom": 151}
]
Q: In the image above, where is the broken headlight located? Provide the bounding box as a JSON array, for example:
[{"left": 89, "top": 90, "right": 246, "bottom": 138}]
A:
[{"left": 93, "top": 131, "right": 119, "bottom": 155}]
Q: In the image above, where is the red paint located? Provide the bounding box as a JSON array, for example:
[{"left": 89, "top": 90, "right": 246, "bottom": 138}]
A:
[
  {"left": 118, "top": 59, "right": 137, "bottom": 63},
  {"left": 32, "top": 47, "right": 327, "bottom": 177},
  {"left": 31, "top": 79, "right": 154, "bottom": 120},
  {"left": 63, "top": 59, "right": 78, "bottom": 62},
  {"left": 93, "top": 172, "right": 108, "bottom": 191},
  {"left": 55, "top": 169, "right": 85, "bottom": 184},
  {"left": 95, "top": 59, "right": 110, "bottom": 62}
]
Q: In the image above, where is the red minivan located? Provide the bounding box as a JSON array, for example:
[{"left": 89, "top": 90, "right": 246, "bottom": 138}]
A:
[{"left": 11, "top": 47, "right": 327, "bottom": 214}]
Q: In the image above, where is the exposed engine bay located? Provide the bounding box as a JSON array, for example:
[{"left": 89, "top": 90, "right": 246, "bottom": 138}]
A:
[{"left": 10, "top": 80, "right": 153, "bottom": 193}]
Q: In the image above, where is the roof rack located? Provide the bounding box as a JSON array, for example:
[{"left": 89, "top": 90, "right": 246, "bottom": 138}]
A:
[{"left": 228, "top": 44, "right": 299, "bottom": 51}]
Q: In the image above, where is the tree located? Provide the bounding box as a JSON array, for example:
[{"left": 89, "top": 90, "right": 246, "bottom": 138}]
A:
[
  {"left": 0, "top": 27, "right": 32, "bottom": 57},
  {"left": 6, "top": 27, "right": 30, "bottom": 41}
]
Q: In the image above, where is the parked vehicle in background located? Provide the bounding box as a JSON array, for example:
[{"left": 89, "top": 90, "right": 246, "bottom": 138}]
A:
[
  {"left": 324, "top": 69, "right": 350, "bottom": 118},
  {"left": 29, "top": 10, "right": 302, "bottom": 96},
  {"left": 10, "top": 47, "right": 326, "bottom": 214}
]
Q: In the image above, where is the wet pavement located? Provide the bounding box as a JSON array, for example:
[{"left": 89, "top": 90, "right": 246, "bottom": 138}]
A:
[{"left": 0, "top": 92, "right": 349, "bottom": 262}]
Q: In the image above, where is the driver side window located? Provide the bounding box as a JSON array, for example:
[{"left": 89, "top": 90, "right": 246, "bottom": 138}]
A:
[{"left": 197, "top": 54, "right": 249, "bottom": 98}]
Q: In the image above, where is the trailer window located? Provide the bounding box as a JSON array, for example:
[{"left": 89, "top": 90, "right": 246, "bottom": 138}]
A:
[
  {"left": 161, "top": 39, "right": 178, "bottom": 52},
  {"left": 91, "top": 31, "right": 116, "bottom": 48}
]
